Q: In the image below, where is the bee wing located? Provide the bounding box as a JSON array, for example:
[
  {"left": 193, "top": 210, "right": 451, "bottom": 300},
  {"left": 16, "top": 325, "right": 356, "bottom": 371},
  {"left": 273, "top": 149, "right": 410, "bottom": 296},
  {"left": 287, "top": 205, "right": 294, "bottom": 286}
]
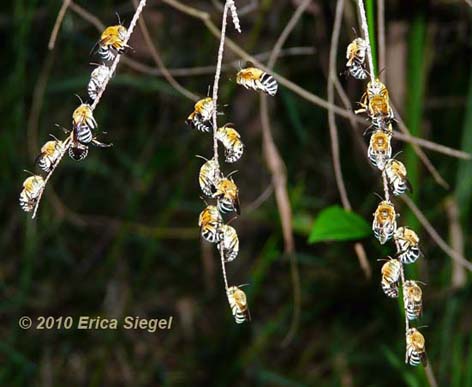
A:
[
  {"left": 405, "top": 178, "right": 413, "bottom": 193},
  {"left": 89, "top": 40, "right": 101, "bottom": 57},
  {"left": 420, "top": 351, "right": 428, "bottom": 366}
]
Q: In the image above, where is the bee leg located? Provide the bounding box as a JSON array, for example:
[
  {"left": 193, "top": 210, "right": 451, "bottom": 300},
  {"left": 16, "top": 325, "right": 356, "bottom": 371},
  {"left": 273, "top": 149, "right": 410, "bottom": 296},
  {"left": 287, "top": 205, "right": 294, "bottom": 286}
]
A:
[{"left": 91, "top": 139, "right": 113, "bottom": 148}]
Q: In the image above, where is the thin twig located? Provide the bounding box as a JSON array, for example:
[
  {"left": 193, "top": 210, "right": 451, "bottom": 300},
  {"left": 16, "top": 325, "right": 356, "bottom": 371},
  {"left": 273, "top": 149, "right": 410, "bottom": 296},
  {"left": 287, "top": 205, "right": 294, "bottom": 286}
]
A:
[
  {"left": 133, "top": 0, "right": 199, "bottom": 101},
  {"left": 401, "top": 195, "right": 472, "bottom": 272},
  {"left": 357, "top": 0, "right": 375, "bottom": 79},
  {"left": 48, "top": 0, "right": 72, "bottom": 50},
  {"left": 445, "top": 197, "right": 467, "bottom": 288},
  {"left": 32, "top": 0, "right": 147, "bottom": 218}
]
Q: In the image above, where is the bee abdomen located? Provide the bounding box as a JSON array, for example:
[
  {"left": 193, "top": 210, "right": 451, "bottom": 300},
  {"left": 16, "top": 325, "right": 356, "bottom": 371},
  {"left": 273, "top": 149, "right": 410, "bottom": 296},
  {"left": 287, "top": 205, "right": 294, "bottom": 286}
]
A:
[
  {"left": 349, "top": 64, "right": 368, "bottom": 80},
  {"left": 260, "top": 73, "right": 278, "bottom": 96},
  {"left": 406, "top": 349, "right": 425, "bottom": 367},
  {"left": 75, "top": 125, "right": 93, "bottom": 144},
  {"left": 398, "top": 246, "right": 421, "bottom": 264},
  {"left": 98, "top": 45, "right": 116, "bottom": 61},
  {"left": 68, "top": 145, "right": 89, "bottom": 161},
  {"left": 381, "top": 278, "right": 399, "bottom": 298}
]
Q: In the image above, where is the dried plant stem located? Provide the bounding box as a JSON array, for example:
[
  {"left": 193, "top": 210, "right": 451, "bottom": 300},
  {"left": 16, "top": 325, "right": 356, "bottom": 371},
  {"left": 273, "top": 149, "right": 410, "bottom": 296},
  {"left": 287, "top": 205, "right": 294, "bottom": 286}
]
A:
[
  {"left": 211, "top": 2, "right": 230, "bottom": 161},
  {"left": 376, "top": 0, "right": 386, "bottom": 79},
  {"left": 357, "top": 0, "right": 375, "bottom": 80},
  {"left": 219, "top": 243, "right": 229, "bottom": 290},
  {"left": 48, "top": 0, "right": 71, "bottom": 50},
  {"left": 31, "top": 0, "right": 147, "bottom": 219}
]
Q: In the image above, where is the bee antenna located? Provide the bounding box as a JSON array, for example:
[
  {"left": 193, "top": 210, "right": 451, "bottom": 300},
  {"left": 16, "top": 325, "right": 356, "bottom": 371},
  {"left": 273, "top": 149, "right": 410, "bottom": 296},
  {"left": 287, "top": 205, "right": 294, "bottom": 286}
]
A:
[
  {"left": 226, "top": 170, "right": 238, "bottom": 179},
  {"left": 207, "top": 85, "right": 211, "bottom": 97},
  {"left": 74, "top": 94, "right": 84, "bottom": 104},
  {"left": 23, "top": 169, "right": 35, "bottom": 176},
  {"left": 48, "top": 133, "right": 60, "bottom": 141},
  {"left": 376, "top": 255, "right": 393, "bottom": 262},
  {"left": 54, "top": 123, "right": 70, "bottom": 133},
  {"left": 115, "top": 12, "right": 122, "bottom": 25},
  {"left": 238, "top": 283, "right": 250, "bottom": 288},
  {"left": 195, "top": 154, "right": 209, "bottom": 162},
  {"left": 417, "top": 325, "right": 429, "bottom": 330},
  {"left": 373, "top": 192, "right": 384, "bottom": 201},
  {"left": 392, "top": 150, "right": 403, "bottom": 159},
  {"left": 351, "top": 27, "right": 358, "bottom": 37},
  {"left": 199, "top": 196, "right": 209, "bottom": 206},
  {"left": 378, "top": 67, "right": 387, "bottom": 76}
]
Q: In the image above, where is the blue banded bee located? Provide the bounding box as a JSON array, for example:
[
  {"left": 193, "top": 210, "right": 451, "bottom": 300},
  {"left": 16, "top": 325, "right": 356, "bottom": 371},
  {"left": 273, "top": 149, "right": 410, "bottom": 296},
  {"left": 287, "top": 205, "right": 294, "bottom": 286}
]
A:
[
  {"left": 356, "top": 79, "right": 394, "bottom": 128},
  {"left": 236, "top": 67, "right": 278, "bottom": 96},
  {"left": 227, "top": 285, "right": 250, "bottom": 324},
  {"left": 19, "top": 175, "right": 45, "bottom": 212},
  {"left": 58, "top": 125, "right": 111, "bottom": 161},
  {"left": 346, "top": 38, "right": 368, "bottom": 80},
  {"left": 380, "top": 257, "right": 401, "bottom": 298},
  {"left": 394, "top": 227, "right": 421, "bottom": 264},
  {"left": 373, "top": 201, "right": 397, "bottom": 244},
  {"left": 213, "top": 174, "right": 240, "bottom": 214},
  {"left": 368, "top": 130, "right": 392, "bottom": 170},
  {"left": 216, "top": 124, "right": 244, "bottom": 163},
  {"left": 36, "top": 139, "right": 64, "bottom": 172},
  {"left": 72, "top": 103, "right": 97, "bottom": 145},
  {"left": 198, "top": 205, "right": 223, "bottom": 243},
  {"left": 97, "top": 25, "right": 129, "bottom": 61},
  {"left": 88, "top": 65, "right": 111, "bottom": 101},
  {"left": 186, "top": 97, "right": 215, "bottom": 132},
  {"left": 403, "top": 280, "right": 422, "bottom": 321},
  {"left": 218, "top": 224, "right": 239, "bottom": 262},
  {"left": 384, "top": 159, "right": 411, "bottom": 196},
  {"left": 406, "top": 328, "right": 427, "bottom": 366},
  {"left": 197, "top": 156, "right": 222, "bottom": 196}
]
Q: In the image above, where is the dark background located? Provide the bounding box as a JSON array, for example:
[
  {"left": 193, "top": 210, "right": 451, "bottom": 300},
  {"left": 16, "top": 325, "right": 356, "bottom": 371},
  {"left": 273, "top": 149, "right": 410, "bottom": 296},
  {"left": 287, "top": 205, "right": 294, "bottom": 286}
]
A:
[{"left": 1, "top": 0, "right": 472, "bottom": 385}]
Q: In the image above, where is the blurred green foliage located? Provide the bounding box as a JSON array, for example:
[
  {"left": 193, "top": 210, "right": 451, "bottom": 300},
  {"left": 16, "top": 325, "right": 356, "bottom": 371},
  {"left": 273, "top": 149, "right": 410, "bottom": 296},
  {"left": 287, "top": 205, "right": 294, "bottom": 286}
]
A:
[{"left": 1, "top": 0, "right": 472, "bottom": 386}]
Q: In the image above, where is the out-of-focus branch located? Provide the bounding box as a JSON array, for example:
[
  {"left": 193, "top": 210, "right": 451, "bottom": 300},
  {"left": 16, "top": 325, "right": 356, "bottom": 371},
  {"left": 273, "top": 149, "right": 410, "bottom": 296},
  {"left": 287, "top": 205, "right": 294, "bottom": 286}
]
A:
[
  {"left": 132, "top": 0, "right": 200, "bottom": 101},
  {"left": 260, "top": 0, "right": 312, "bottom": 346},
  {"left": 445, "top": 197, "right": 467, "bottom": 289},
  {"left": 401, "top": 195, "right": 472, "bottom": 272},
  {"left": 48, "top": 0, "right": 71, "bottom": 50},
  {"left": 377, "top": 0, "right": 385, "bottom": 80}
]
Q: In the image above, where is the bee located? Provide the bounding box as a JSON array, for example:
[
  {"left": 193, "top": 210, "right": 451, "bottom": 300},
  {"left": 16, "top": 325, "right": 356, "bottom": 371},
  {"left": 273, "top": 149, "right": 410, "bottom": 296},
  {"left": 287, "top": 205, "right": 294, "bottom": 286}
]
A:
[
  {"left": 403, "top": 280, "right": 422, "bottom": 320},
  {"left": 218, "top": 224, "right": 239, "bottom": 262},
  {"left": 346, "top": 38, "right": 368, "bottom": 80},
  {"left": 394, "top": 227, "right": 421, "bottom": 264},
  {"left": 368, "top": 130, "right": 392, "bottom": 170},
  {"left": 372, "top": 200, "right": 397, "bottom": 244},
  {"left": 58, "top": 125, "right": 111, "bottom": 161},
  {"left": 227, "top": 285, "right": 251, "bottom": 324},
  {"left": 213, "top": 174, "right": 240, "bottom": 214},
  {"left": 216, "top": 124, "right": 244, "bottom": 163},
  {"left": 197, "top": 156, "right": 222, "bottom": 196},
  {"left": 19, "top": 175, "right": 45, "bottom": 212},
  {"left": 87, "top": 65, "right": 111, "bottom": 101},
  {"left": 35, "top": 139, "right": 64, "bottom": 172},
  {"left": 198, "top": 205, "right": 223, "bottom": 243},
  {"left": 406, "top": 328, "right": 427, "bottom": 366},
  {"left": 383, "top": 159, "right": 411, "bottom": 196},
  {"left": 380, "top": 257, "right": 401, "bottom": 298},
  {"left": 97, "top": 25, "right": 128, "bottom": 61},
  {"left": 72, "top": 102, "right": 97, "bottom": 144},
  {"left": 186, "top": 97, "right": 215, "bottom": 133},
  {"left": 356, "top": 78, "right": 394, "bottom": 128},
  {"left": 236, "top": 67, "right": 278, "bottom": 96}
]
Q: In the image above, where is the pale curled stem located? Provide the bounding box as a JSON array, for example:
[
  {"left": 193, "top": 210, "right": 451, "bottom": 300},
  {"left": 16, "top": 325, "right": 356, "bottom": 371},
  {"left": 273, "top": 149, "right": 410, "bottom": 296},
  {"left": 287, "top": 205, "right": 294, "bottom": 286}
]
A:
[
  {"left": 219, "top": 243, "right": 229, "bottom": 290},
  {"left": 211, "top": 0, "right": 231, "bottom": 162},
  {"left": 32, "top": 0, "right": 147, "bottom": 219},
  {"left": 357, "top": 0, "right": 375, "bottom": 80}
]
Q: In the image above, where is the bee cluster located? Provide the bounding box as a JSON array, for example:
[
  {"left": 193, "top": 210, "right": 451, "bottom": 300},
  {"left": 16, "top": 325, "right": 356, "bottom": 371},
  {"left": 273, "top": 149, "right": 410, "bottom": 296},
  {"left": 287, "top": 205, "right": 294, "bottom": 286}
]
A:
[
  {"left": 189, "top": 63, "right": 278, "bottom": 322},
  {"left": 19, "top": 18, "right": 137, "bottom": 218},
  {"left": 346, "top": 37, "right": 427, "bottom": 366}
]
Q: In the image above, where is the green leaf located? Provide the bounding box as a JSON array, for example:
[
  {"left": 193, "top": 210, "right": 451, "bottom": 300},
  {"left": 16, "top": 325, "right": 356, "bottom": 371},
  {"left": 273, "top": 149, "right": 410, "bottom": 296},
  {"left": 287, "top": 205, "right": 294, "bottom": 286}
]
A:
[{"left": 308, "top": 205, "right": 371, "bottom": 244}]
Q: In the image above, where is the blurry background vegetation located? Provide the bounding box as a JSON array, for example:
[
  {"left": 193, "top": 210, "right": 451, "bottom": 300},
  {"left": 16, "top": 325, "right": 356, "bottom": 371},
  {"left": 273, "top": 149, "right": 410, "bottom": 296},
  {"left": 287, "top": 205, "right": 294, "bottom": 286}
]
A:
[{"left": 1, "top": 0, "right": 472, "bottom": 385}]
